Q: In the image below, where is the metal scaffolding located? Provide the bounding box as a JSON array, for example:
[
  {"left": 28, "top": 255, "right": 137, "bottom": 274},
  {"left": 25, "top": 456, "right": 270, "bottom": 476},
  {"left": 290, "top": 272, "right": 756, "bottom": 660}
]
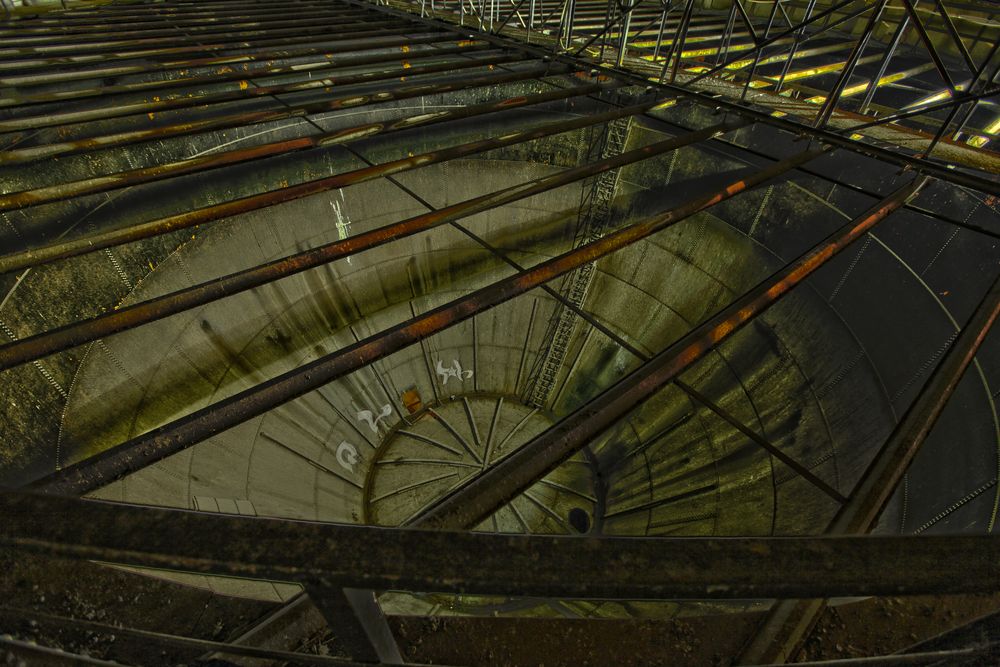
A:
[{"left": 0, "top": 0, "right": 998, "bottom": 665}]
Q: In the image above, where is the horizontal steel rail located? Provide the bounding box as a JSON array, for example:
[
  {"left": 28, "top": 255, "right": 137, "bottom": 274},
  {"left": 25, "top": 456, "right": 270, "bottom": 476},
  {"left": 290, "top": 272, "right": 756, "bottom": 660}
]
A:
[
  {"left": 0, "top": 10, "right": 386, "bottom": 53},
  {"left": 0, "top": 50, "right": 528, "bottom": 133},
  {"left": 0, "top": 38, "right": 489, "bottom": 110},
  {"left": 2, "top": 492, "right": 1000, "bottom": 600}
]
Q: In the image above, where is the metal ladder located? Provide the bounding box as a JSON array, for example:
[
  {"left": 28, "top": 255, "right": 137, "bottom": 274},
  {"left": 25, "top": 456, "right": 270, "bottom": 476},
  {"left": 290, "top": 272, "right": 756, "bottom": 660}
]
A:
[{"left": 524, "top": 116, "right": 631, "bottom": 409}]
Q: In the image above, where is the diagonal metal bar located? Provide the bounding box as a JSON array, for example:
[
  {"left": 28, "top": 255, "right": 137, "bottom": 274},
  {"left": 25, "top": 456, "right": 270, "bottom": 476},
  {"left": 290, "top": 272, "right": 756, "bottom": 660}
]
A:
[
  {"left": 4, "top": 491, "right": 1000, "bottom": 600},
  {"left": 665, "top": 0, "right": 695, "bottom": 83},
  {"left": 773, "top": 0, "right": 817, "bottom": 92},
  {"left": 410, "top": 172, "right": 926, "bottom": 531},
  {"left": 739, "top": 0, "right": 781, "bottom": 102},
  {"left": 684, "top": 0, "right": 861, "bottom": 86},
  {"left": 859, "top": 0, "right": 913, "bottom": 113},
  {"left": 0, "top": 606, "right": 399, "bottom": 666},
  {"left": 308, "top": 587, "right": 404, "bottom": 663},
  {"left": 493, "top": 0, "right": 531, "bottom": 33},
  {"left": 451, "top": 211, "right": 849, "bottom": 505},
  {"left": 900, "top": 0, "right": 957, "bottom": 92},
  {"left": 731, "top": 0, "right": 759, "bottom": 45},
  {"left": 24, "top": 141, "right": 819, "bottom": 498},
  {"left": 0, "top": 32, "right": 455, "bottom": 89},
  {"left": 0, "top": 85, "right": 657, "bottom": 277},
  {"left": 812, "top": 0, "right": 888, "bottom": 128},
  {"left": 570, "top": 0, "right": 643, "bottom": 57},
  {"left": 342, "top": 0, "right": 1000, "bottom": 194},
  {"left": 930, "top": 0, "right": 977, "bottom": 77},
  {"left": 737, "top": 266, "right": 1000, "bottom": 665},
  {"left": 0, "top": 61, "right": 564, "bottom": 166},
  {"left": 843, "top": 84, "right": 1000, "bottom": 134},
  {"left": 0, "top": 50, "right": 525, "bottom": 133},
  {"left": 0, "top": 83, "right": 604, "bottom": 214},
  {"left": 674, "top": 379, "right": 848, "bottom": 504}
]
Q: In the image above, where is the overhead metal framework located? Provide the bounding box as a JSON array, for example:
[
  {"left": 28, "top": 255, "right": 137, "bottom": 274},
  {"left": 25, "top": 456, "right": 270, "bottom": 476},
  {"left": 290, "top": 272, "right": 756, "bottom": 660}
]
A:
[{"left": 0, "top": 0, "right": 998, "bottom": 665}]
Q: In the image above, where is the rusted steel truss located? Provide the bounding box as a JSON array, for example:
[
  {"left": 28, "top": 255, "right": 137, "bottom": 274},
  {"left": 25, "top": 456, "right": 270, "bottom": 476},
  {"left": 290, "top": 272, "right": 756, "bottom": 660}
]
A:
[
  {"left": 1, "top": 0, "right": 999, "bottom": 665},
  {"left": 385, "top": 0, "right": 1000, "bottom": 193}
]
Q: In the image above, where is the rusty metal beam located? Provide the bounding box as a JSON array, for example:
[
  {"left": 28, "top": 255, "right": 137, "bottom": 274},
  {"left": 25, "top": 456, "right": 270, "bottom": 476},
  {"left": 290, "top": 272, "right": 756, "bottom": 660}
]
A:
[
  {"left": 0, "top": 38, "right": 488, "bottom": 110},
  {"left": 0, "top": 62, "right": 566, "bottom": 165},
  {"left": 3, "top": 492, "right": 1000, "bottom": 600},
  {"left": 0, "top": 12, "right": 390, "bottom": 58},
  {"left": 25, "top": 142, "right": 818, "bottom": 497},
  {"left": 445, "top": 205, "right": 846, "bottom": 505},
  {"left": 737, "top": 268, "right": 1000, "bottom": 665},
  {"left": 410, "top": 173, "right": 924, "bottom": 531},
  {"left": 0, "top": 33, "right": 453, "bottom": 88},
  {"left": 0, "top": 22, "right": 422, "bottom": 74},
  {"left": 0, "top": 120, "right": 734, "bottom": 375},
  {"left": 0, "top": 606, "right": 394, "bottom": 666},
  {"left": 0, "top": 51, "right": 529, "bottom": 133},
  {"left": 0, "top": 82, "right": 601, "bottom": 213},
  {"left": 833, "top": 274, "right": 1000, "bottom": 535},
  {"left": 0, "top": 9, "right": 379, "bottom": 47},
  {"left": 0, "top": 5, "right": 373, "bottom": 37},
  {"left": 2, "top": 0, "right": 358, "bottom": 28},
  {"left": 0, "top": 80, "right": 660, "bottom": 278}
]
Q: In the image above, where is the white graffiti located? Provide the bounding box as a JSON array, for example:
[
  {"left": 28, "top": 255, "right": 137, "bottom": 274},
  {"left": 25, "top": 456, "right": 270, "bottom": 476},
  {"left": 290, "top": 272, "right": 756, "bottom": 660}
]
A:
[
  {"left": 330, "top": 190, "right": 353, "bottom": 264},
  {"left": 336, "top": 441, "right": 360, "bottom": 472},
  {"left": 356, "top": 403, "right": 392, "bottom": 432},
  {"left": 436, "top": 359, "right": 474, "bottom": 385}
]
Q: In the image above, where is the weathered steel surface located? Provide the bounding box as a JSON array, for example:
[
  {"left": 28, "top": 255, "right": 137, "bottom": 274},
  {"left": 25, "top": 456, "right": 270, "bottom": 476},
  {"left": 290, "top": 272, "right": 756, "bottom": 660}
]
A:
[
  {"left": 0, "top": 16, "right": 410, "bottom": 62},
  {"left": 2, "top": 492, "right": 1000, "bottom": 600},
  {"left": 26, "top": 145, "right": 818, "bottom": 497}
]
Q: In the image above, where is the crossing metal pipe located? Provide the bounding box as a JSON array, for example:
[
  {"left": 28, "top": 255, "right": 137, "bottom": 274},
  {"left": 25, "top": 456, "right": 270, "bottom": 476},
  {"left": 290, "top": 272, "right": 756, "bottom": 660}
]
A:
[
  {"left": 411, "top": 173, "right": 925, "bottom": 530},
  {"left": 0, "top": 120, "right": 738, "bottom": 371},
  {"left": 0, "top": 82, "right": 599, "bottom": 212},
  {"left": 26, "top": 144, "right": 822, "bottom": 497}
]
